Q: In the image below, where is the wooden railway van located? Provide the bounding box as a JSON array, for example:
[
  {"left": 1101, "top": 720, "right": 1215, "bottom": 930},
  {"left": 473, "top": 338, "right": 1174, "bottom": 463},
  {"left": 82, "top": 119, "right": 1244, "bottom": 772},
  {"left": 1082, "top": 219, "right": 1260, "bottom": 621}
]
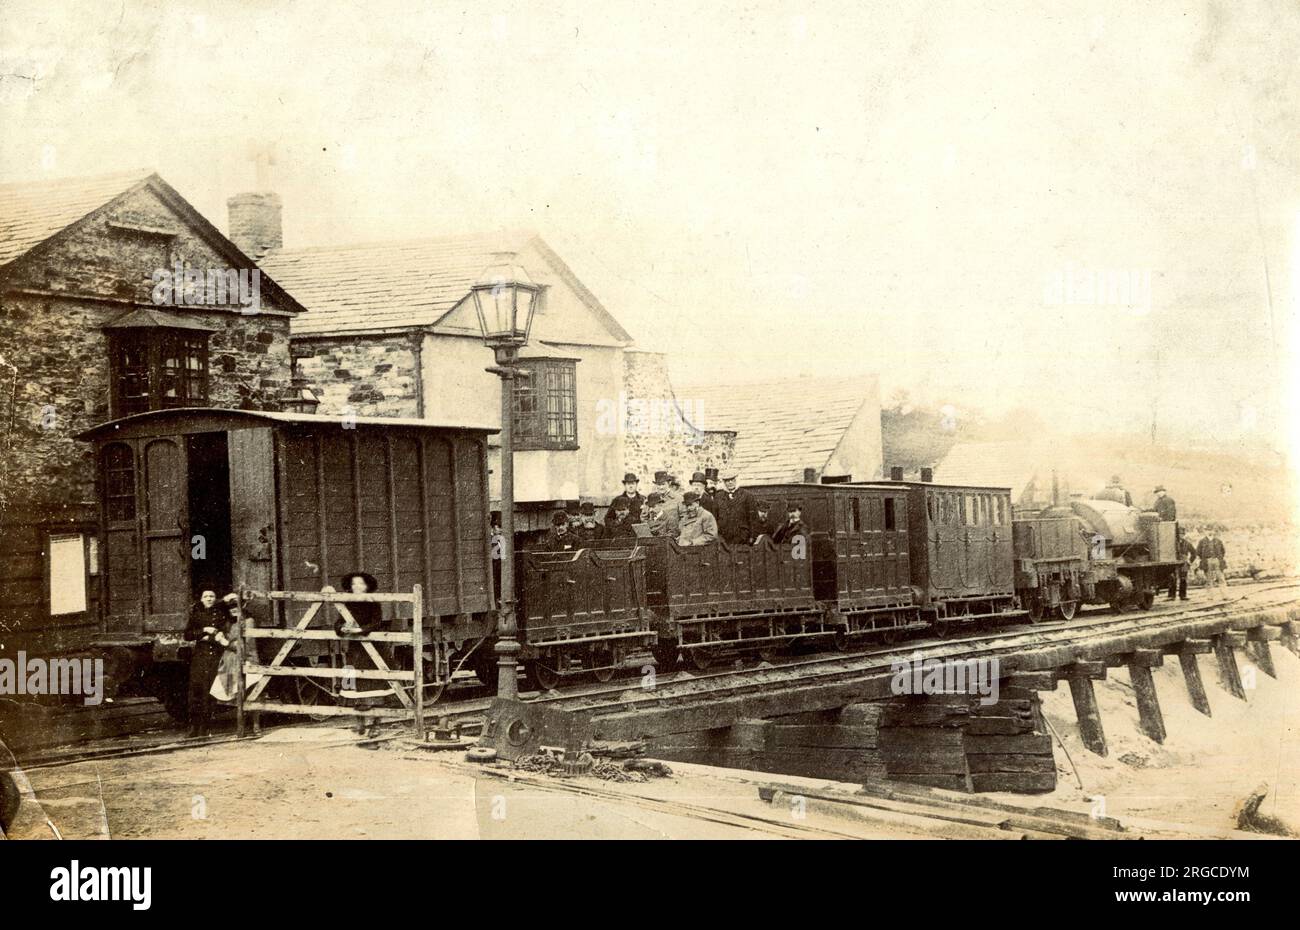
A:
[
  {"left": 77, "top": 408, "right": 498, "bottom": 703},
  {"left": 896, "top": 480, "right": 1019, "bottom": 630},
  {"left": 1012, "top": 511, "right": 1092, "bottom": 620},
  {"left": 750, "top": 483, "right": 915, "bottom": 640}
]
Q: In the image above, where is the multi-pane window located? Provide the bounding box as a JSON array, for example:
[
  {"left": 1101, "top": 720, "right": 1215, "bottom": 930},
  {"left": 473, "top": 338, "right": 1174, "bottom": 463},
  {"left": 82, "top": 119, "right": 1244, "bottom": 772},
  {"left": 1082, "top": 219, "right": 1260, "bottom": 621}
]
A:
[
  {"left": 512, "top": 358, "right": 578, "bottom": 451},
  {"left": 104, "top": 443, "right": 136, "bottom": 522},
  {"left": 110, "top": 330, "right": 210, "bottom": 416}
]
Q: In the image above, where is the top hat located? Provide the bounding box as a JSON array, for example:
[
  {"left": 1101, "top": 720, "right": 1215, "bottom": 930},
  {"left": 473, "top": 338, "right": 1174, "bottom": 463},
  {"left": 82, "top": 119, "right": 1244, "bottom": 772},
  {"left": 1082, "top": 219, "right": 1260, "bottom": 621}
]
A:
[
  {"left": 704, "top": 467, "right": 719, "bottom": 481},
  {"left": 653, "top": 470, "right": 670, "bottom": 483}
]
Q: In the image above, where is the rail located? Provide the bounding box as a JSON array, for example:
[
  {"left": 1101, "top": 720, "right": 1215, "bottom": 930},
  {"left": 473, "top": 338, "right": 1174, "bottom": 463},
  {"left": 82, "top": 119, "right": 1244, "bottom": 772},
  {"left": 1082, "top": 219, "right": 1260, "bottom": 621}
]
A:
[{"left": 235, "top": 586, "right": 428, "bottom": 739}]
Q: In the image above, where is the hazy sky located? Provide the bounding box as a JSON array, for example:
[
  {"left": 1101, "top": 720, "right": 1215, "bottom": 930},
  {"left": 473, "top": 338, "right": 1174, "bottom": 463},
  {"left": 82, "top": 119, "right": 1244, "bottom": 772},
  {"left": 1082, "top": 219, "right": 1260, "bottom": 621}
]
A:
[{"left": 2, "top": 0, "right": 1297, "bottom": 452}]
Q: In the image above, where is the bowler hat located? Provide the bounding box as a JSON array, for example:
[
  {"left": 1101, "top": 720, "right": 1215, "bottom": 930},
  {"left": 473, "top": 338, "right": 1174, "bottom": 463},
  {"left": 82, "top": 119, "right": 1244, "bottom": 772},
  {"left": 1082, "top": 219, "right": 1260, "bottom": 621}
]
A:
[
  {"left": 552, "top": 511, "right": 568, "bottom": 526},
  {"left": 654, "top": 470, "right": 670, "bottom": 483},
  {"left": 646, "top": 492, "right": 665, "bottom": 506},
  {"left": 623, "top": 472, "right": 639, "bottom": 483},
  {"left": 579, "top": 501, "right": 595, "bottom": 515},
  {"left": 683, "top": 491, "right": 701, "bottom": 504},
  {"left": 690, "top": 471, "right": 708, "bottom": 485}
]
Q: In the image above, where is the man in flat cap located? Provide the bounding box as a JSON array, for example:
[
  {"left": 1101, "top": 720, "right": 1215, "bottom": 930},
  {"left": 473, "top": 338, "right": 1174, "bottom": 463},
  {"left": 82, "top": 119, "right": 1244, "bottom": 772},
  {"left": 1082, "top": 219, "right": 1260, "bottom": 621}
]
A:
[
  {"left": 676, "top": 491, "right": 719, "bottom": 546},
  {"left": 536, "top": 510, "right": 577, "bottom": 552},
  {"left": 608, "top": 472, "right": 645, "bottom": 526},
  {"left": 713, "top": 469, "right": 756, "bottom": 545}
]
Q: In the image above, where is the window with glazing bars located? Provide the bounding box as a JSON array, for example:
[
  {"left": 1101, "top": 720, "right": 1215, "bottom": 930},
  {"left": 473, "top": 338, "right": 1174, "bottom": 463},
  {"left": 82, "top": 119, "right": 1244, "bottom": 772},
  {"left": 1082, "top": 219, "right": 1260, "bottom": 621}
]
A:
[{"left": 511, "top": 358, "right": 578, "bottom": 451}]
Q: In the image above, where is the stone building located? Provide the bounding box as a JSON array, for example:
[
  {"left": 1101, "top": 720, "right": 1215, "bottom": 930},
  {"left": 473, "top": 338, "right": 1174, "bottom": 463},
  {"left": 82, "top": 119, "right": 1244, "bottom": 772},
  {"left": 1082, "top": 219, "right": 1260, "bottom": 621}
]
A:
[
  {"left": 0, "top": 170, "right": 304, "bottom": 656},
  {"left": 256, "top": 208, "right": 731, "bottom": 527}
]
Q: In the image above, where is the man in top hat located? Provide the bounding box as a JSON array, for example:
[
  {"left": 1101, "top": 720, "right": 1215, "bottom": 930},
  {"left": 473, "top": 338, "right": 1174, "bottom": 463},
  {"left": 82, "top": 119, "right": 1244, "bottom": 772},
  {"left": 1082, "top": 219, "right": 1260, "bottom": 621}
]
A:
[
  {"left": 1152, "top": 486, "right": 1177, "bottom": 522},
  {"left": 752, "top": 500, "right": 776, "bottom": 539},
  {"left": 690, "top": 471, "right": 717, "bottom": 515},
  {"left": 1096, "top": 475, "right": 1132, "bottom": 507},
  {"left": 537, "top": 511, "right": 577, "bottom": 552},
  {"left": 676, "top": 491, "right": 718, "bottom": 546},
  {"left": 573, "top": 502, "right": 607, "bottom": 543},
  {"left": 608, "top": 472, "right": 645, "bottom": 525},
  {"left": 772, "top": 502, "right": 809, "bottom": 545},
  {"left": 704, "top": 467, "right": 720, "bottom": 495},
  {"left": 713, "top": 469, "right": 756, "bottom": 545}
]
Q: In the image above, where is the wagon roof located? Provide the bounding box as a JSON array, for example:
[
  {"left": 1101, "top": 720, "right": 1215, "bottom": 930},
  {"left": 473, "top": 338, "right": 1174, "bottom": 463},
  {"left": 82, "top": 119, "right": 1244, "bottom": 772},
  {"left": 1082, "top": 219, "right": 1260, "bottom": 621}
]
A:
[{"left": 75, "top": 407, "right": 498, "bottom": 441}]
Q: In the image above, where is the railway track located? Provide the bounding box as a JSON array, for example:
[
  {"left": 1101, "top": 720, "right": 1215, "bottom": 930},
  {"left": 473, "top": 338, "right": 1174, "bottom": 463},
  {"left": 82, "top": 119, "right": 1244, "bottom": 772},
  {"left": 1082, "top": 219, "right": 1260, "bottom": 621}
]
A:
[{"left": 7, "top": 579, "right": 1297, "bottom": 768}]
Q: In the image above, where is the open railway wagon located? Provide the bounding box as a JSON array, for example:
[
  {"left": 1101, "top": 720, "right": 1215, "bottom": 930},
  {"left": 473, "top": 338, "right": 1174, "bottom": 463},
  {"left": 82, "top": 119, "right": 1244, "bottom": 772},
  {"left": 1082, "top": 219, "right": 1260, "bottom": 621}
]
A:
[
  {"left": 1012, "top": 498, "right": 1180, "bottom": 617},
  {"left": 514, "top": 546, "right": 653, "bottom": 689},
  {"left": 866, "top": 478, "right": 1022, "bottom": 635},
  {"left": 76, "top": 408, "right": 498, "bottom": 719}
]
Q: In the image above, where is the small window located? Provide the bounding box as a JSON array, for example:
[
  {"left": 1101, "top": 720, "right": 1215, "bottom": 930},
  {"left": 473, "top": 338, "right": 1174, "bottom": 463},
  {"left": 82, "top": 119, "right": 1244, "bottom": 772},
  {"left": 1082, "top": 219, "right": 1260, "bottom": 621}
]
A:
[
  {"left": 927, "top": 495, "right": 936, "bottom": 522},
  {"left": 110, "top": 329, "right": 210, "bottom": 416},
  {"left": 49, "top": 534, "right": 88, "bottom": 616},
  {"left": 104, "top": 443, "right": 136, "bottom": 522},
  {"left": 884, "top": 498, "right": 896, "bottom": 531},
  {"left": 513, "top": 358, "right": 578, "bottom": 451},
  {"left": 849, "top": 497, "right": 861, "bottom": 533}
]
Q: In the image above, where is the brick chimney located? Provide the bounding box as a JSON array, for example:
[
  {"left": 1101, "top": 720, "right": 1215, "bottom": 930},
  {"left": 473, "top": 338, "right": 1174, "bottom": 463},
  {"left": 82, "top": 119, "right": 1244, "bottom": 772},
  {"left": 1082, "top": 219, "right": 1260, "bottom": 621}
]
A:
[{"left": 227, "top": 191, "right": 282, "bottom": 260}]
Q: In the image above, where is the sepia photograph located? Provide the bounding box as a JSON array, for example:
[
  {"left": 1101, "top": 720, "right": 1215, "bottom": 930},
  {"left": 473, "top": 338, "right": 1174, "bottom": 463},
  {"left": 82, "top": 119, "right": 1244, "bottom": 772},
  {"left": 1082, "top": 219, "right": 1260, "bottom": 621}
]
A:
[{"left": 0, "top": 0, "right": 1297, "bottom": 908}]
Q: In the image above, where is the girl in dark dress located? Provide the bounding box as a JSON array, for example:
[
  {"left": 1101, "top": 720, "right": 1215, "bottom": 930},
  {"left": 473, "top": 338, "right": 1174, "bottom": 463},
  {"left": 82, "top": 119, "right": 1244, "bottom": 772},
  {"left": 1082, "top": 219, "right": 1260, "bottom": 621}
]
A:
[{"left": 182, "top": 590, "right": 232, "bottom": 737}]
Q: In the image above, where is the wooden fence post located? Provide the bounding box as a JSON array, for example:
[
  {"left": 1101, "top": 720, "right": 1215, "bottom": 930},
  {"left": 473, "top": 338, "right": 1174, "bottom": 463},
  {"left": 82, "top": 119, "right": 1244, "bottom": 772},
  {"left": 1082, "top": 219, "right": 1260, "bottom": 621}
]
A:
[{"left": 413, "top": 584, "right": 425, "bottom": 741}]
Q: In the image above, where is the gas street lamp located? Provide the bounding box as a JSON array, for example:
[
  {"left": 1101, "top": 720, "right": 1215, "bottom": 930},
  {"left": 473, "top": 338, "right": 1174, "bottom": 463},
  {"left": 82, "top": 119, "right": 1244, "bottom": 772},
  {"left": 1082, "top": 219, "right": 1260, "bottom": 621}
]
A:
[{"left": 470, "top": 252, "right": 542, "bottom": 700}]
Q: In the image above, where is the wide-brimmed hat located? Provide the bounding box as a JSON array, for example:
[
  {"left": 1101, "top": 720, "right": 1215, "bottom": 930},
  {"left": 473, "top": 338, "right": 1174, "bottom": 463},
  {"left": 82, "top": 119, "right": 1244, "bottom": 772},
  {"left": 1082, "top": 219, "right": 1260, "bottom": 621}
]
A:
[
  {"left": 1153, "top": 485, "right": 1166, "bottom": 493},
  {"left": 340, "top": 571, "right": 379, "bottom": 592}
]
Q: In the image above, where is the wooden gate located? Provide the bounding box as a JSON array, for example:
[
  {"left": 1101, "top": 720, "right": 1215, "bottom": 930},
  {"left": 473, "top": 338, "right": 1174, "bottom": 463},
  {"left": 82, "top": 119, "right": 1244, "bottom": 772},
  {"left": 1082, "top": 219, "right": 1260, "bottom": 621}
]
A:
[{"left": 235, "top": 586, "right": 430, "bottom": 739}]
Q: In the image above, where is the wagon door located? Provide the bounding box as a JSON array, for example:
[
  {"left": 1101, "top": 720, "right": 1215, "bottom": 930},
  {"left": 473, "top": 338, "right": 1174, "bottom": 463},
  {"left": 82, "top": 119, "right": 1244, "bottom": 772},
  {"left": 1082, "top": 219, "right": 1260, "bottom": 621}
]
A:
[
  {"left": 139, "top": 436, "right": 190, "bottom": 631},
  {"left": 101, "top": 441, "right": 143, "bottom": 634}
]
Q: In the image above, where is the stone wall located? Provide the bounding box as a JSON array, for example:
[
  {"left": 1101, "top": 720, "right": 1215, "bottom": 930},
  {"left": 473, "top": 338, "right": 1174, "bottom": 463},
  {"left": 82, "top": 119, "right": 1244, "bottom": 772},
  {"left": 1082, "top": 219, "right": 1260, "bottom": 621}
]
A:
[
  {"left": 292, "top": 334, "right": 420, "bottom": 418},
  {"left": 621, "top": 349, "right": 735, "bottom": 483},
  {"left": 0, "top": 178, "right": 298, "bottom": 655}
]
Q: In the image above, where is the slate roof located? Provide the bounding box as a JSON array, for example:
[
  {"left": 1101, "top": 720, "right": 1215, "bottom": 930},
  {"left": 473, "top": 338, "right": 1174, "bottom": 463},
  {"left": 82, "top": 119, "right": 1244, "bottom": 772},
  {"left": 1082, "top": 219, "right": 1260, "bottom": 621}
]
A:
[
  {"left": 260, "top": 231, "right": 632, "bottom": 342},
  {"left": 681, "top": 376, "right": 877, "bottom": 483},
  {"left": 0, "top": 168, "right": 154, "bottom": 267}
]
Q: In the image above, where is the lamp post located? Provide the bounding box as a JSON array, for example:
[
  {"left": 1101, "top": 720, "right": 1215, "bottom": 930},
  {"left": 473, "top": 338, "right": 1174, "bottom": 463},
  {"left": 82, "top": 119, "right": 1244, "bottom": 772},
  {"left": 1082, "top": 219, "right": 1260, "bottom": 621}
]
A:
[{"left": 471, "top": 252, "right": 542, "bottom": 700}]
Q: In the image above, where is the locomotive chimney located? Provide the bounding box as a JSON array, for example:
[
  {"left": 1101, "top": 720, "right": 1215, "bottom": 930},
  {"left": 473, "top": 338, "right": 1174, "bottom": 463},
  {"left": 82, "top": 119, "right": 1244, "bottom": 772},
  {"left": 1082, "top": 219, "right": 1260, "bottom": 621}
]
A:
[
  {"left": 920, "top": 467, "right": 933, "bottom": 483},
  {"left": 803, "top": 467, "right": 817, "bottom": 484},
  {"left": 890, "top": 465, "right": 904, "bottom": 481},
  {"left": 227, "top": 191, "right": 283, "bottom": 260}
]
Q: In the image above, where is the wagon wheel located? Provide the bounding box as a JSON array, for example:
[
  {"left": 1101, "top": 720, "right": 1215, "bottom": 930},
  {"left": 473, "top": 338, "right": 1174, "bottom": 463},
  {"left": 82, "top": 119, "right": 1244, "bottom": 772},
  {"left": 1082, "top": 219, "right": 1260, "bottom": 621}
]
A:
[
  {"left": 1053, "top": 600, "right": 1078, "bottom": 621},
  {"left": 1136, "top": 589, "right": 1155, "bottom": 611},
  {"left": 687, "top": 647, "right": 715, "bottom": 671},
  {"left": 421, "top": 657, "right": 448, "bottom": 705},
  {"left": 879, "top": 624, "right": 901, "bottom": 645},
  {"left": 472, "top": 646, "right": 499, "bottom": 691},
  {"left": 293, "top": 670, "right": 337, "bottom": 723},
  {"left": 831, "top": 627, "right": 851, "bottom": 652},
  {"left": 651, "top": 643, "right": 679, "bottom": 673},
  {"left": 756, "top": 643, "right": 780, "bottom": 662},
  {"left": 1109, "top": 598, "right": 1129, "bottom": 614},
  {"left": 1027, "top": 596, "right": 1047, "bottom": 624},
  {"left": 931, "top": 617, "right": 951, "bottom": 639},
  {"left": 589, "top": 644, "right": 616, "bottom": 683},
  {"left": 527, "top": 654, "right": 562, "bottom": 691}
]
